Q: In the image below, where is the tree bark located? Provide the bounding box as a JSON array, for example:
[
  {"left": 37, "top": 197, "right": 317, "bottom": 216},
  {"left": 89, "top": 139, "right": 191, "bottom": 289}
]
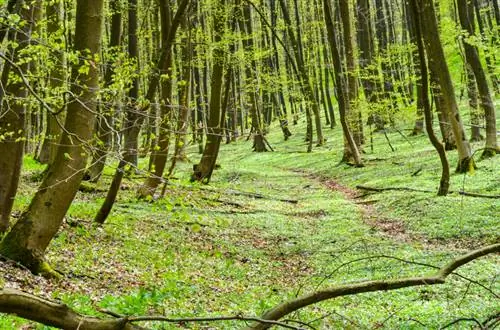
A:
[
  {"left": 279, "top": 0, "right": 324, "bottom": 150},
  {"left": 37, "top": 0, "right": 66, "bottom": 165},
  {"left": 339, "top": 0, "right": 363, "bottom": 146}
]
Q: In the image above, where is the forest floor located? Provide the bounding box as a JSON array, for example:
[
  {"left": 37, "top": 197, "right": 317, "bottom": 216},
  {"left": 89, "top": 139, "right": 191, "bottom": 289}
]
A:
[{"left": 1, "top": 115, "right": 499, "bottom": 329}]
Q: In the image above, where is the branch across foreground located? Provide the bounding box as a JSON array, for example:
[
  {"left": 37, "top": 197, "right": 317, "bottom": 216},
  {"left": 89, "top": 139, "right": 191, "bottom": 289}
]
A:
[{"left": 0, "top": 244, "right": 498, "bottom": 330}]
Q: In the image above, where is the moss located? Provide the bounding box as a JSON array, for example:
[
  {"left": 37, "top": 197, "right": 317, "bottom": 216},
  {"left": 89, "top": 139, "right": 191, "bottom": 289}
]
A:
[
  {"left": 455, "top": 156, "right": 476, "bottom": 174},
  {"left": 37, "top": 261, "right": 63, "bottom": 280}
]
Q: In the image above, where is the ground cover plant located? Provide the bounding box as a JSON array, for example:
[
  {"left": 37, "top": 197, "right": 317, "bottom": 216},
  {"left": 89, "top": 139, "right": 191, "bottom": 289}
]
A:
[
  {"left": 1, "top": 111, "right": 498, "bottom": 328},
  {"left": 0, "top": 0, "right": 499, "bottom": 328}
]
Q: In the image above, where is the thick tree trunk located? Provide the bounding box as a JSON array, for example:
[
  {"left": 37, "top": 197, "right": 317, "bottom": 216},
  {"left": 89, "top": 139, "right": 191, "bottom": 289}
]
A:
[{"left": 0, "top": 0, "right": 104, "bottom": 273}]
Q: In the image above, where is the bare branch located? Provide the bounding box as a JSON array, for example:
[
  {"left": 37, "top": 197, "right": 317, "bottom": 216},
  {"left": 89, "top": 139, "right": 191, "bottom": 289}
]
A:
[
  {"left": 0, "top": 289, "right": 142, "bottom": 330},
  {"left": 0, "top": 290, "right": 303, "bottom": 330},
  {"left": 245, "top": 243, "right": 500, "bottom": 330}
]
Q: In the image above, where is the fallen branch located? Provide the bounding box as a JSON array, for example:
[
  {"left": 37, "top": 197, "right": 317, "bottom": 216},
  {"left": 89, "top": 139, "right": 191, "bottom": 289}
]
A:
[
  {"left": 0, "top": 289, "right": 143, "bottom": 330},
  {"left": 202, "top": 187, "right": 299, "bottom": 204},
  {"left": 201, "top": 197, "right": 245, "bottom": 208},
  {"left": 356, "top": 185, "right": 500, "bottom": 199},
  {"left": 0, "top": 289, "right": 303, "bottom": 329},
  {"left": 245, "top": 243, "right": 500, "bottom": 330}
]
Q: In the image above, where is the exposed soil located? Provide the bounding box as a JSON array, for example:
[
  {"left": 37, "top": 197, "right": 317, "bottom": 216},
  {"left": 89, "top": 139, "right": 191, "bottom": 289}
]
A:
[
  {"left": 322, "top": 177, "right": 416, "bottom": 243},
  {"left": 313, "top": 174, "right": 488, "bottom": 250}
]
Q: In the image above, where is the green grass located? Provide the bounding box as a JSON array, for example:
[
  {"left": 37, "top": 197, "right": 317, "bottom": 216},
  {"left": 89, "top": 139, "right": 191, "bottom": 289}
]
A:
[{"left": 1, "top": 102, "right": 499, "bottom": 329}]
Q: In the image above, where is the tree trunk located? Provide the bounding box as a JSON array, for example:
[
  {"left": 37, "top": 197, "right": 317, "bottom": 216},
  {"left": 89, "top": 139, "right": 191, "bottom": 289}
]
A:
[
  {"left": 139, "top": 0, "right": 177, "bottom": 198},
  {"left": 97, "top": 0, "right": 190, "bottom": 220},
  {"left": 0, "top": 0, "right": 37, "bottom": 233},
  {"left": 279, "top": 0, "right": 323, "bottom": 150},
  {"left": 418, "top": 0, "right": 473, "bottom": 173},
  {"left": 237, "top": 1, "right": 268, "bottom": 152},
  {"left": 410, "top": 0, "right": 449, "bottom": 196},
  {"left": 323, "top": 0, "right": 363, "bottom": 167},
  {"left": 339, "top": 0, "right": 363, "bottom": 146},
  {"left": 85, "top": 0, "right": 123, "bottom": 182},
  {"left": 191, "top": 0, "right": 227, "bottom": 182},
  {"left": 0, "top": 0, "right": 104, "bottom": 273},
  {"left": 456, "top": 0, "right": 498, "bottom": 157},
  {"left": 167, "top": 12, "right": 193, "bottom": 176},
  {"left": 466, "top": 66, "right": 482, "bottom": 142}
]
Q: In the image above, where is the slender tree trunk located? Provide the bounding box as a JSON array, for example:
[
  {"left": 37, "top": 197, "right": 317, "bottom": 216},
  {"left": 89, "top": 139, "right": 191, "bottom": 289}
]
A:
[
  {"left": 167, "top": 13, "right": 193, "bottom": 176},
  {"left": 0, "top": 0, "right": 37, "bottom": 233},
  {"left": 324, "top": 0, "right": 363, "bottom": 167},
  {"left": 85, "top": 0, "right": 123, "bottom": 182},
  {"left": 138, "top": 0, "right": 173, "bottom": 198},
  {"left": 465, "top": 66, "right": 482, "bottom": 142},
  {"left": 474, "top": 0, "right": 499, "bottom": 93},
  {"left": 410, "top": 0, "right": 449, "bottom": 196},
  {"left": 418, "top": 0, "right": 473, "bottom": 172},
  {"left": 339, "top": 0, "right": 363, "bottom": 146},
  {"left": 237, "top": 1, "right": 268, "bottom": 152},
  {"left": 97, "top": 0, "right": 190, "bottom": 218},
  {"left": 456, "top": 0, "right": 498, "bottom": 157},
  {"left": 406, "top": 0, "right": 425, "bottom": 135},
  {"left": 192, "top": 0, "right": 227, "bottom": 182},
  {"left": 279, "top": 0, "right": 323, "bottom": 150}
]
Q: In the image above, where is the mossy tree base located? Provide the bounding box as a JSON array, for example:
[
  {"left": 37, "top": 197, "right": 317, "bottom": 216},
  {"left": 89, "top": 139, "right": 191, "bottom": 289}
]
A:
[
  {"left": 37, "top": 262, "right": 62, "bottom": 280},
  {"left": 253, "top": 135, "right": 268, "bottom": 152},
  {"left": 481, "top": 147, "right": 498, "bottom": 159},
  {"left": 455, "top": 156, "right": 476, "bottom": 173}
]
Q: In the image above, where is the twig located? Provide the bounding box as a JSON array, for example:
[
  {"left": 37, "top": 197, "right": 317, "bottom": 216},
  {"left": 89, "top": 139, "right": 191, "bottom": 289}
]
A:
[
  {"left": 201, "top": 187, "right": 299, "bottom": 204},
  {"left": 356, "top": 185, "right": 500, "bottom": 199},
  {"left": 127, "top": 314, "right": 305, "bottom": 329},
  {"left": 440, "top": 317, "right": 483, "bottom": 329}
]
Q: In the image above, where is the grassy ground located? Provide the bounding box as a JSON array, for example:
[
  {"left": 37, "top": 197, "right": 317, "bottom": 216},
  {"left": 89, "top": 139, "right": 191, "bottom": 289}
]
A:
[{"left": 0, "top": 110, "right": 499, "bottom": 329}]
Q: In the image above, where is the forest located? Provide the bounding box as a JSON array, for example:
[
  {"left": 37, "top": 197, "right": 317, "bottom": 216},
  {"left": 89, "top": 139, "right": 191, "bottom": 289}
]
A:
[{"left": 0, "top": 0, "right": 499, "bottom": 328}]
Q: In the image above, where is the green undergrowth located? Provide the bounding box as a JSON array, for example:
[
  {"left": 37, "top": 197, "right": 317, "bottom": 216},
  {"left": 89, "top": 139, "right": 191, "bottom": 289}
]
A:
[{"left": 1, "top": 104, "right": 499, "bottom": 329}]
